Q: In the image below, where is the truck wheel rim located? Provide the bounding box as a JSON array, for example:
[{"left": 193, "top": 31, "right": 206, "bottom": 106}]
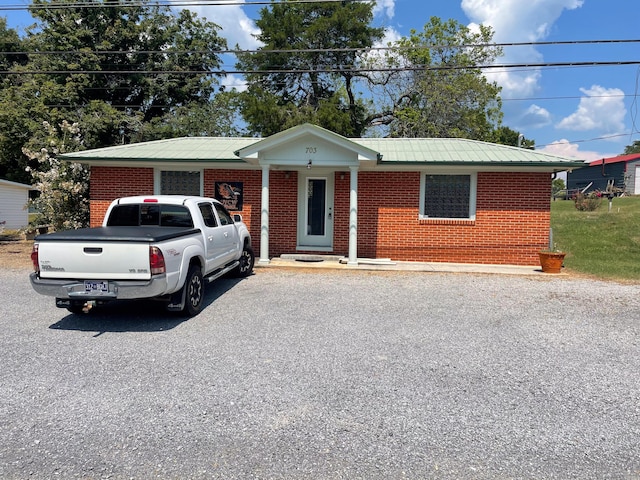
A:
[
  {"left": 239, "top": 250, "right": 252, "bottom": 273},
  {"left": 188, "top": 275, "right": 202, "bottom": 306}
]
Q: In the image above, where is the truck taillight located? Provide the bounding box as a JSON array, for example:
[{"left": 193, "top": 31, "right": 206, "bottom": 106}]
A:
[
  {"left": 31, "top": 243, "right": 39, "bottom": 273},
  {"left": 149, "top": 246, "right": 166, "bottom": 275}
]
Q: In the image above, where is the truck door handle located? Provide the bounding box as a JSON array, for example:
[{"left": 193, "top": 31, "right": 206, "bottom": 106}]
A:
[
  {"left": 224, "top": 232, "right": 228, "bottom": 237},
  {"left": 208, "top": 236, "right": 213, "bottom": 242}
]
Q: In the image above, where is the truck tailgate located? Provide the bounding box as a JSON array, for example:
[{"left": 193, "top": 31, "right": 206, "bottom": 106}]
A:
[{"left": 37, "top": 241, "right": 152, "bottom": 280}]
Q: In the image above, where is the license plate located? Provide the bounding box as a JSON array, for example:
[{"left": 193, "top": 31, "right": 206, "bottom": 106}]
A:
[{"left": 84, "top": 280, "right": 109, "bottom": 293}]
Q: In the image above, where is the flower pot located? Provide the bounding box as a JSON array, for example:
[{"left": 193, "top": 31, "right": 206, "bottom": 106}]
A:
[{"left": 539, "top": 251, "right": 566, "bottom": 273}]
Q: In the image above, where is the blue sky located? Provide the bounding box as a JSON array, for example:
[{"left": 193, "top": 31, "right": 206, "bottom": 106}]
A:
[{"left": 3, "top": 0, "right": 639, "bottom": 161}]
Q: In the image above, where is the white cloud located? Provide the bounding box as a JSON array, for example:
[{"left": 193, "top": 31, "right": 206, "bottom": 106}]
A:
[
  {"left": 373, "top": 0, "right": 395, "bottom": 19},
  {"left": 176, "top": 1, "right": 262, "bottom": 50},
  {"left": 539, "top": 139, "right": 616, "bottom": 162},
  {"left": 461, "top": 0, "right": 584, "bottom": 99},
  {"left": 221, "top": 74, "right": 248, "bottom": 92},
  {"left": 556, "top": 85, "right": 626, "bottom": 133},
  {"left": 361, "top": 27, "right": 402, "bottom": 71},
  {"left": 516, "top": 104, "right": 552, "bottom": 129}
]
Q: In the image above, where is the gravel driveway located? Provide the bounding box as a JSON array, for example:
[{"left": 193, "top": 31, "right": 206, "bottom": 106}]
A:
[{"left": 1, "top": 267, "right": 639, "bottom": 479}]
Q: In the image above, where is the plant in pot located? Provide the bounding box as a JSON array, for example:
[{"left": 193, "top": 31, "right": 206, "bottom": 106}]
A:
[{"left": 539, "top": 244, "right": 566, "bottom": 273}]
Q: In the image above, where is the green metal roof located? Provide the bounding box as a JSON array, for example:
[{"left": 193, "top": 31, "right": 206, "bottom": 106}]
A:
[
  {"left": 61, "top": 137, "right": 257, "bottom": 163},
  {"left": 59, "top": 129, "right": 586, "bottom": 170},
  {"left": 355, "top": 137, "right": 585, "bottom": 167}
]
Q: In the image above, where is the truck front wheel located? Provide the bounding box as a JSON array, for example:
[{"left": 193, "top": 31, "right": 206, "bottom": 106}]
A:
[
  {"left": 183, "top": 265, "right": 204, "bottom": 316},
  {"left": 233, "top": 245, "right": 255, "bottom": 278}
]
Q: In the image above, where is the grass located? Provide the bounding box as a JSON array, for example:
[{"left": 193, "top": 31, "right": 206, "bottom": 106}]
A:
[{"left": 551, "top": 196, "right": 640, "bottom": 281}]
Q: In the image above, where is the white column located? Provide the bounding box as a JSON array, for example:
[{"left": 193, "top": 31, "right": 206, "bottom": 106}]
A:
[
  {"left": 348, "top": 166, "right": 359, "bottom": 266},
  {"left": 259, "top": 165, "right": 270, "bottom": 265}
]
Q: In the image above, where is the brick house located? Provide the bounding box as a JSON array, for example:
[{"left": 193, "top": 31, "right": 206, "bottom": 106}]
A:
[{"left": 60, "top": 124, "right": 583, "bottom": 266}]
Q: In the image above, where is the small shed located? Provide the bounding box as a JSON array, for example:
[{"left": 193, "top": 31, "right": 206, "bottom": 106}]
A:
[{"left": 0, "top": 179, "right": 32, "bottom": 230}]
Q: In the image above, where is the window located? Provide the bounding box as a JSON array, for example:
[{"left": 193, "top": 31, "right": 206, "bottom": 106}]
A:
[
  {"left": 160, "top": 170, "right": 201, "bottom": 195},
  {"left": 159, "top": 205, "right": 193, "bottom": 227},
  {"left": 198, "top": 203, "right": 217, "bottom": 228},
  {"left": 420, "top": 173, "right": 476, "bottom": 220},
  {"left": 214, "top": 203, "right": 234, "bottom": 226},
  {"left": 107, "top": 204, "right": 193, "bottom": 227}
]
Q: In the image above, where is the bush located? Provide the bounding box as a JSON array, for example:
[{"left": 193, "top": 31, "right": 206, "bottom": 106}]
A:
[
  {"left": 573, "top": 192, "right": 602, "bottom": 212},
  {"left": 23, "top": 121, "right": 89, "bottom": 231}
]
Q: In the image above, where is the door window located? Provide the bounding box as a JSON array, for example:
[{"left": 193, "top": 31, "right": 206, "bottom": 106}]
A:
[
  {"left": 214, "top": 203, "right": 234, "bottom": 226},
  {"left": 307, "top": 178, "right": 326, "bottom": 235}
]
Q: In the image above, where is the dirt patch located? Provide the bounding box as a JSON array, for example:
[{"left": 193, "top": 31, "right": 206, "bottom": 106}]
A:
[{"left": 0, "top": 239, "right": 34, "bottom": 270}]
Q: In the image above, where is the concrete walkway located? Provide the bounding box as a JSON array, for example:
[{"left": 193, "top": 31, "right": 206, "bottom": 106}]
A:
[{"left": 259, "top": 254, "right": 558, "bottom": 276}]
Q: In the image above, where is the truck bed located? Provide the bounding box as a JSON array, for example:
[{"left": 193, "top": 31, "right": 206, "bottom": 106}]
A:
[{"left": 35, "top": 226, "right": 201, "bottom": 243}]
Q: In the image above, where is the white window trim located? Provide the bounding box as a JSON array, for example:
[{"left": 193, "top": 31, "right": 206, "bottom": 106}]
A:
[
  {"left": 154, "top": 168, "right": 204, "bottom": 196},
  {"left": 419, "top": 171, "right": 477, "bottom": 221}
]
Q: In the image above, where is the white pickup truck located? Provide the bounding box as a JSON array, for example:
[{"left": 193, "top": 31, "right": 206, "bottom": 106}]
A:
[{"left": 29, "top": 195, "right": 254, "bottom": 316}]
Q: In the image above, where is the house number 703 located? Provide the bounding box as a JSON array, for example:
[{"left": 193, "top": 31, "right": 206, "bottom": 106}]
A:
[{"left": 306, "top": 147, "right": 317, "bottom": 154}]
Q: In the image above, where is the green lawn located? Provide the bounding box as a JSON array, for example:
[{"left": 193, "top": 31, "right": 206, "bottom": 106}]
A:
[{"left": 551, "top": 196, "right": 640, "bottom": 281}]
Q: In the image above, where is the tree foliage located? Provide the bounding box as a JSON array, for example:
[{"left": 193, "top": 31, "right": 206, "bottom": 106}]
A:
[
  {"left": 623, "top": 140, "right": 640, "bottom": 155},
  {"left": 0, "top": 1, "right": 229, "bottom": 183},
  {"left": 492, "top": 126, "right": 535, "bottom": 148},
  {"left": 25, "top": 1, "right": 225, "bottom": 123},
  {"left": 367, "top": 17, "right": 503, "bottom": 140},
  {"left": 236, "top": 0, "right": 384, "bottom": 137}
]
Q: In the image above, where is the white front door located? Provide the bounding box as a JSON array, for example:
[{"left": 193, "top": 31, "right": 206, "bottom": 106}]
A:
[{"left": 298, "top": 173, "right": 334, "bottom": 249}]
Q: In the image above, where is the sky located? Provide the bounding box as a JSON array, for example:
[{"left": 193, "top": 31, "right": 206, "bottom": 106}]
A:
[{"left": 3, "top": 0, "right": 639, "bottom": 161}]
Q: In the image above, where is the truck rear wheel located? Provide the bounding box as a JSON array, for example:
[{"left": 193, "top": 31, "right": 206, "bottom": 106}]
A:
[{"left": 183, "top": 265, "right": 204, "bottom": 316}]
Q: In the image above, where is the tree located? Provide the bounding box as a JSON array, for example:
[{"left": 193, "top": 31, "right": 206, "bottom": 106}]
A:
[
  {"left": 135, "top": 90, "right": 246, "bottom": 141},
  {"left": 552, "top": 178, "right": 565, "bottom": 196},
  {"left": 367, "top": 17, "right": 503, "bottom": 140},
  {"left": 492, "top": 126, "right": 535, "bottom": 148},
  {"left": 0, "top": 1, "right": 228, "bottom": 182},
  {"left": 23, "top": 120, "right": 90, "bottom": 230},
  {"left": 25, "top": 1, "right": 226, "bottom": 131},
  {"left": 623, "top": 140, "right": 640, "bottom": 154},
  {"left": 0, "top": 17, "right": 27, "bottom": 72},
  {"left": 236, "top": 0, "right": 384, "bottom": 137}
]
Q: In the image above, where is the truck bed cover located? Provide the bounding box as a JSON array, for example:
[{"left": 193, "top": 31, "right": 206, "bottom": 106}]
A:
[{"left": 35, "top": 226, "right": 201, "bottom": 243}]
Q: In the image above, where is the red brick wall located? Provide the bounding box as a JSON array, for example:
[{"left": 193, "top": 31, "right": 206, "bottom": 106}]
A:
[
  {"left": 88, "top": 166, "right": 551, "bottom": 265},
  {"left": 356, "top": 171, "right": 551, "bottom": 265},
  {"left": 89, "top": 167, "right": 154, "bottom": 226}
]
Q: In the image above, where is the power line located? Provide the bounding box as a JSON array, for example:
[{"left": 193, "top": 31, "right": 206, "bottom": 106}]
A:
[
  {"left": 2, "top": 38, "right": 639, "bottom": 57},
  {"left": 0, "top": 0, "right": 372, "bottom": 11},
  {"left": 2, "top": 60, "right": 639, "bottom": 76}
]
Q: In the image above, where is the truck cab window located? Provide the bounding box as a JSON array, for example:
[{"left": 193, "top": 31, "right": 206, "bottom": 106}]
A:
[
  {"left": 214, "top": 203, "right": 234, "bottom": 226},
  {"left": 198, "top": 203, "right": 218, "bottom": 228}
]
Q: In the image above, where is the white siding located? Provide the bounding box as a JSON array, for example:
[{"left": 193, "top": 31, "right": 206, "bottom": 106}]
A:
[{"left": 0, "top": 180, "right": 31, "bottom": 230}]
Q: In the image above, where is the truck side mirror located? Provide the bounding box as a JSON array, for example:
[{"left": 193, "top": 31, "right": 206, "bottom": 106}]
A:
[{"left": 233, "top": 214, "right": 243, "bottom": 223}]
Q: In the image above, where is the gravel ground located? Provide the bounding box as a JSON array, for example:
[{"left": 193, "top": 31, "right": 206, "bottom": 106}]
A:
[{"left": 1, "top": 266, "right": 639, "bottom": 479}]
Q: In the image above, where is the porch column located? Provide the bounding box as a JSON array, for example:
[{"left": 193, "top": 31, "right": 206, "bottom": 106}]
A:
[
  {"left": 348, "top": 166, "right": 359, "bottom": 266},
  {"left": 259, "top": 164, "right": 270, "bottom": 265}
]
